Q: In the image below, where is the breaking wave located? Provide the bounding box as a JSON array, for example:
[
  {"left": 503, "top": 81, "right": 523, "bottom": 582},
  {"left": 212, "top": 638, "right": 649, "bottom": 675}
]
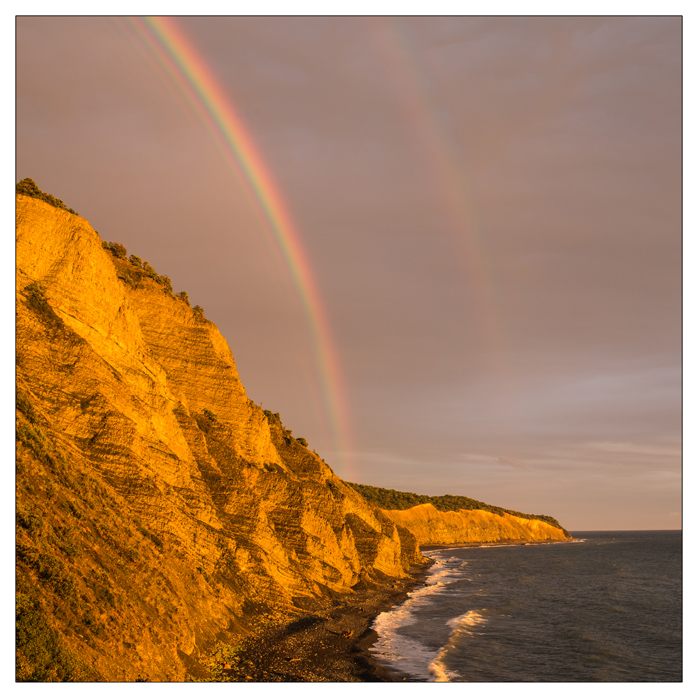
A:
[
  {"left": 428, "top": 610, "right": 487, "bottom": 681},
  {"left": 370, "top": 554, "right": 477, "bottom": 680}
]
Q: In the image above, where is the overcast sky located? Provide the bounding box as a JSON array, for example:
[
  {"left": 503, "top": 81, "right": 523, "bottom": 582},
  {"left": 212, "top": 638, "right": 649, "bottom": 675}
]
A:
[{"left": 16, "top": 15, "right": 682, "bottom": 530}]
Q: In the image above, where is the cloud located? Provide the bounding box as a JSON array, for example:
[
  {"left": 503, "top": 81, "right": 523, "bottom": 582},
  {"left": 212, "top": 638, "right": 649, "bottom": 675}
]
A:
[
  {"left": 497, "top": 456, "right": 527, "bottom": 470},
  {"left": 583, "top": 442, "right": 682, "bottom": 458}
]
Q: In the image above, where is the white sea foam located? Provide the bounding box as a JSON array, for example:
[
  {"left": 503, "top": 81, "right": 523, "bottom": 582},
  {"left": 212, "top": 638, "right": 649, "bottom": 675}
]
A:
[
  {"left": 370, "top": 555, "right": 468, "bottom": 679},
  {"left": 429, "top": 658, "right": 457, "bottom": 682},
  {"left": 428, "top": 609, "right": 488, "bottom": 682}
]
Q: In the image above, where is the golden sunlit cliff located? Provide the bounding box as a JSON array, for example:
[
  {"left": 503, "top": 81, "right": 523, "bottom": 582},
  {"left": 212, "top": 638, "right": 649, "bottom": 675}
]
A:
[
  {"left": 381, "top": 505, "right": 570, "bottom": 546},
  {"left": 16, "top": 193, "right": 422, "bottom": 681},
  {"left": 345, "top": 484, "right": 571, "bottom": 547},
  {"left": 15, "top": 187, "right": 569, "bottom": 681}
]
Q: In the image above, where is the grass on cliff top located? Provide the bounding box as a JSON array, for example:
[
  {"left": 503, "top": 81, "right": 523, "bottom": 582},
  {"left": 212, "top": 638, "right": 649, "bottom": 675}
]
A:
[
  {"left": 17, "top": 178, "right": 206, "bottom": 320},
  {"left": 104, "top": 241, "right": 209, "bottom": 321},
  {"left": 345, "top": 482, "right": 569, "bottom": 535},
  {"left": 17, "top": 178, "right": 79, "bottom": 216}
]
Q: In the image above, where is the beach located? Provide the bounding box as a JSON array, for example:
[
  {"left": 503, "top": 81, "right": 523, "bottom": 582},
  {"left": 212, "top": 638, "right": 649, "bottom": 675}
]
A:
[{"left": 193, "top": 562, "right": 432, "bottom": 682}]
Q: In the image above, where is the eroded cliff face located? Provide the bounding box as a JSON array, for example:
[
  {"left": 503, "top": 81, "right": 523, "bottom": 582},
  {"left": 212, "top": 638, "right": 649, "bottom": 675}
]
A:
[
  {"left": 15, "top": 193, "right": 572, "bottom": 682},
  {"left": 381, "top": 504, "right": 570, "bottom": 546},
  {"left": 15, "top": 195, "right": 423, "bottom": 681}
]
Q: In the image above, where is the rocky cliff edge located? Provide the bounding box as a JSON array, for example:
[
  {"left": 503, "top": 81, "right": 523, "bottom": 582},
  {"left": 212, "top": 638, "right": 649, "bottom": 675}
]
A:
[{"left": 15, "top": 194, "right": 423, "bottom": 681}]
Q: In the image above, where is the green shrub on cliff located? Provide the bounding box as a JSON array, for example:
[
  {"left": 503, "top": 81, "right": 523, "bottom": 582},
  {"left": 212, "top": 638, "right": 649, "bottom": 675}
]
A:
[
  {"left": 111, "top": 243, "right": 127, "bottom": 259},
  {"left": 263, "top": 410, "right": 281, "bottom": 425},
  {"left": 102, "top": 242, "right": 127, "bottom": 259},
  {"left": 16, "top": 178, "right": 79, "bottom": 216},
  {"left": 346, "top": 482, "right": 569, "bottom": 534},
  {"left": 142, "top": 262, "right": 158, "bottom": 279},
  {"left": 16, "top": 593, "right": 89, "bottom": 681},
  {"left": 24, "top": 282, "right": 49, "bottom": 316},
  {"left": 157, "top": 275, "right": 174, "bottom": 293},
  {"left": 263, "top": 410, "right": 297, "bottom": 442},
  {"left": 345, "top": 484, "right": 432, "bottom": 511},
  {"left": 22, "top": 282, "right": 65, "bottom": 332}
]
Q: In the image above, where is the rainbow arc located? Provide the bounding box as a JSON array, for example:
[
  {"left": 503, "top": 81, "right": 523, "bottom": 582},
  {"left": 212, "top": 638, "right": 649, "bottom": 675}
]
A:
[{"left": 126, "top": 16, "right": 352, "bottom": 477}]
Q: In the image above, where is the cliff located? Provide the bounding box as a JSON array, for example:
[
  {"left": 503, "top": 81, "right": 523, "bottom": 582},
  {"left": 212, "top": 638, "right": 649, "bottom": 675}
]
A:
[
  {"left": 345, "top": 483, "right": 571, "bottom": 546},
  {"left": 380, "top": 504, "right": 570, "bottom": 546},
  {"left": 15, "top": 193, "right": 422, "bottom": 681},
  {"left": 15, "top": 187, "right": 570, "bottom": 682}
]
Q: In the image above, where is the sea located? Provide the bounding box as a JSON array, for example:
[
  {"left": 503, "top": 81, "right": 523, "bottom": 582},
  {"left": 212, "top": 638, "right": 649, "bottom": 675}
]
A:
[{"left": 371, "top": 531, "right": 682, "bottom": 682}]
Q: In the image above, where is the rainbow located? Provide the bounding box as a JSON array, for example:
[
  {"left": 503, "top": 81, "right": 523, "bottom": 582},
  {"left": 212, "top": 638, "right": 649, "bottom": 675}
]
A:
[
  {"left": 365, "top": 18, "right": 512, "bottom": 403},
  {"left": 124, "top": 16, "right": 353, "bottom": 476}
]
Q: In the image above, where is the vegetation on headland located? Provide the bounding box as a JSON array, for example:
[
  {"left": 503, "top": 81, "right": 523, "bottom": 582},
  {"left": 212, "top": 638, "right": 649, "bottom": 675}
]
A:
[
  {"left": 345, "top": 482, "right": 570, "bottom": 536},
  {"left": 17, "top": 178, "right": 206, "bottom": 320},
  {"left": 16, "top": 178, "right": 79, "bottom": 216},
  {"left": 16, "top": 386, "right": 117, "bottom": 681},
  {"left": 102, "top": 240, "right": 202, "bottom": 314},
  {"left": 15, "top": 381, "right": 218, "bottom": 681},
  {"left": 262, "top": 409, "right": 308, "bottom": 448}
]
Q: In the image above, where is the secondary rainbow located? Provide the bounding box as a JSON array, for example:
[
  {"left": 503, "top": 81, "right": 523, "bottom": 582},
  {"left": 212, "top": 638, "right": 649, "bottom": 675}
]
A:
[
  {"left": 125, "top": 16, "right": 352, "bottom": 475},
  {"left": 366, "top": 18, "right": 512, "bottom": 403}
]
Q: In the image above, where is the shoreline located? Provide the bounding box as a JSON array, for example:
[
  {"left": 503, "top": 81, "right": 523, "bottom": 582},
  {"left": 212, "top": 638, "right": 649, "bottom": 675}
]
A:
[
  {"left": 200, "top": 561, "right": 433, "bottom": 682},
  {"left": 420, "top": 536, "right": 574, "bottom": 551},
  {"left": 199, "top": 539, "right": 574, "bottom": 682}
]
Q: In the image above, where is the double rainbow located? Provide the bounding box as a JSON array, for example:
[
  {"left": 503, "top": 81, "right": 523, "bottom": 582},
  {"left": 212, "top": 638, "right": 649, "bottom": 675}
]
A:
[{"left": 126, "top": 16, "right": 352, "bottom": 476}]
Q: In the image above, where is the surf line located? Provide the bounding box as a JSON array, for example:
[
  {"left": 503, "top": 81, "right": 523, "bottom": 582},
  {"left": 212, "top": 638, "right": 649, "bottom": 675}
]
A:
[{"left": 125, "top": 16, "right": 353, "bottom": 477}]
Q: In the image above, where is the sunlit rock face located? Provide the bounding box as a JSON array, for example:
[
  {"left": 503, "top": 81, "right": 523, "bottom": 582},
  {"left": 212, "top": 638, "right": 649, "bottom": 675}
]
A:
[
  {"left": 15, "top": 194, "right": 424, "bottom": 681},
  {"left": 381, "top": 503, "right": 571, "bottom": 546},
  {"left": 15, "top": 194, "right": 570, "bottom": 681}
]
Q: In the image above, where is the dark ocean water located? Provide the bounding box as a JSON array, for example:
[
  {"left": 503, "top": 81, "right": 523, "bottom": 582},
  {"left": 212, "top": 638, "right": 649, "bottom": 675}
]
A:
[{"left": 371, "top": 531, "right": 682, "bottom": 682}]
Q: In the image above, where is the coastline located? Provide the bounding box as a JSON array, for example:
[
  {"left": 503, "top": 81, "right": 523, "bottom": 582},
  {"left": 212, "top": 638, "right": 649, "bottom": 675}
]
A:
[
  {"left": 419, "top": 536, "right": 574, "bottom": 551},
  {"left": 195, "top": 561, "right": 433, "bottom": 682},
  {"left": 188, "top": 538, "right": 573, "bottom": 682}
]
